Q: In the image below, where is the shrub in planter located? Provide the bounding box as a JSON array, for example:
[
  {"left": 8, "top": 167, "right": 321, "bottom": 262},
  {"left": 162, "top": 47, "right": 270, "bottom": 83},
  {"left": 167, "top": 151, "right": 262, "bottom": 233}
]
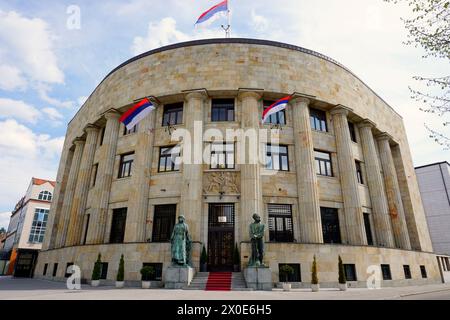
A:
[
  {"left": 311, "top": 255, "right": 320, "bottom": 292},
  {"left": 233, "top": 243, "right": 241, "bottom": 272},
  {"left": 200, "top": 246, "right": 208, "bottom": 272},
  {"left": 91, "top": 253, "right": 102, "bottom": 287},
  {"left": 338, "top": 255, "right": 347, "bottom": 291},
  {"left": 279, "top": 264, "right": 295, "bottom": 291},
  {"left": 140, "top": 266, "right": 155, "bottom": 289},
  {"left": 116, "top": 254, "right": 125, "bottom": 288}
]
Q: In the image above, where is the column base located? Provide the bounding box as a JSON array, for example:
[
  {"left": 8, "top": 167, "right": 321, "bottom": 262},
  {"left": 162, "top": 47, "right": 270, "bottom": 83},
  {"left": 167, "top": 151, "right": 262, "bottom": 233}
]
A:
[
  {"left": 244, "top": 267, "right": 272, "bottom": 291},
  {"left": 164, "top": 266, "right": 195, "bottom": 289}
]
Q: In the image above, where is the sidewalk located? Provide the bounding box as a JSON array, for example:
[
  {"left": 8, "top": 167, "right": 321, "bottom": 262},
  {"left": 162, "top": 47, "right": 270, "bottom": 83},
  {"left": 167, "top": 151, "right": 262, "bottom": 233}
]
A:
[{"left": 1, "top": 276, "right": 450, "bottom": 300}]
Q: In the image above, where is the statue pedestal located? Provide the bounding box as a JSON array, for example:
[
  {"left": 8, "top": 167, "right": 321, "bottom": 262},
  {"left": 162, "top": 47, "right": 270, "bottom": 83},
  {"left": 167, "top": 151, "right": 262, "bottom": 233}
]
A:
[
  {"left": 244, "top": 267, "right": 272, "bottom": 291},
  {"left": 164, "top": 266, "right": 195, "bottom": 289}
]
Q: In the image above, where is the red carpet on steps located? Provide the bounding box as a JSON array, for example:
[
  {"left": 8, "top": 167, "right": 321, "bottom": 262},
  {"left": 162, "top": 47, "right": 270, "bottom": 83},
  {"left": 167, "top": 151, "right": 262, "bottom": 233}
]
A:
[{"left": 205, "top": 272, "right": 232, "bottom": 291}]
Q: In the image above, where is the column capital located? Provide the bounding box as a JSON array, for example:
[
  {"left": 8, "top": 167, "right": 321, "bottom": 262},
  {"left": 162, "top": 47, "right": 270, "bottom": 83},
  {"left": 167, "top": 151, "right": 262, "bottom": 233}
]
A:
[
  {"left": 357, "top": 119, "right": 376, "bottom": 129},
  {"left": 102, "top": 108, "right": 121, "bottom": 121},
  {"left": 237, "top": 88, "right": 264, "bottom": 100},
  {"left": 290, "top": 92, "right": 316, "bottom": 105},
  {"left": 84, "top": 124, "right": 99, "bottom": 134},
  {"left": 330, "top": 104, "right": 353, "bottom": 117},
  {"left": 73, "top": 137, "right": 86, "bottom": 146},
  {"left": 376, "top": 132, "right": 393, "bottom": 142},
  {"left": 183, "top": 89, "right": 208, "bottom": 101}
]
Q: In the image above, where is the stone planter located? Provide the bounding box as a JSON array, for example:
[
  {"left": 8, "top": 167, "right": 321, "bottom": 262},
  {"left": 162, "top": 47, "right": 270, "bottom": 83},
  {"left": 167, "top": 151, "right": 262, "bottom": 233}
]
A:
[
  {"left": 115, "top": 281, "right": 125, "bottom": 288},
  {"left": 142, "top": 281, "right": 151, "bottom": 289},
  {"left": 91, "top": 280, "right": 100, "bottom": 287},
  {"left": 311, "top": 284, "right": 320, "bottom": 292},
  {"left": 282, "top": 283, "right": 292, "bottom": 291},
  {"left": 339, "top": 283, "right": 347, "bottom": 291}
]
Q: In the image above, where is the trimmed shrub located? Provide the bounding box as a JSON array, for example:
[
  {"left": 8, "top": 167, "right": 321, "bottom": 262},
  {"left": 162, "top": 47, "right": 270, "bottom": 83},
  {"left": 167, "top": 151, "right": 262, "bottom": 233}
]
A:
[
  {"left": 140, "top": 266, "right": 155, "bottom": 281},
  {"left": 338, "top": 255, "right": 346, "bottom": 284},
  {"left": 311, "top": 255, "right": 319, "bottom": 285},
  {"left": 91, "top": 253, "right": 102, "bottom": 281},
  {"left": 116, "top": 254, "right": 124, "bottom": 282},
  {"left": 279, "top": 264, "right": 295, "bottom": 283}
]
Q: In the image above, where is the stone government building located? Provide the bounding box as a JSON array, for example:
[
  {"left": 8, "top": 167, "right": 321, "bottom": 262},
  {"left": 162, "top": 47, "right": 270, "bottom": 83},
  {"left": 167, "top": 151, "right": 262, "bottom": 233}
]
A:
[{"left": 36, "top": 38, "right": 441, "bottom": 287}]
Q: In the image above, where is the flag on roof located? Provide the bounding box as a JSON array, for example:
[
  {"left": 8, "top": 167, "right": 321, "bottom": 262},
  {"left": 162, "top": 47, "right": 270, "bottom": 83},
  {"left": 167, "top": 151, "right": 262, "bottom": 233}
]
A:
[
  {"left": 195, "top": 0, "right": 228, "bottom": 25},
  {"left": 119, "top": 98, "right": 155, "bottom": 130},
  {"left": 262, "top": 96, "right": 292, "bottom": 124}
]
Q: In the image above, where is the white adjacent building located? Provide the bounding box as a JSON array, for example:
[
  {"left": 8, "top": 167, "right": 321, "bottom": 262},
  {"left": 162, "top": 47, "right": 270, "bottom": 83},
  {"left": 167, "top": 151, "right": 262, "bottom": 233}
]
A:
[{"left": 2, "top": 178, "right": 55, "bottom": 277}]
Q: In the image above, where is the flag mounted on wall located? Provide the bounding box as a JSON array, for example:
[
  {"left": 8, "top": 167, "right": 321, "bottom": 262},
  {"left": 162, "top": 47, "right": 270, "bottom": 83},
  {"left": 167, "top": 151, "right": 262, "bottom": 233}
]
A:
[
  {"left": 120, "top": 98, "right": 155, "bottom": 130},
  {"left": 262, "top": 96, "right": 292, "bottom": 124},
  {"left": 195, "top": 0, "right": 228, "bottom": 25}
]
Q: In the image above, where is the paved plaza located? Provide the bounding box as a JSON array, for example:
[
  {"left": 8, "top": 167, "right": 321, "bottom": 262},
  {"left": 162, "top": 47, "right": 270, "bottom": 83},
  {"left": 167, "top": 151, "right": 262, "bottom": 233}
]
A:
[{"left": 1, "top": 276, "right": 450, "bottom": 300}]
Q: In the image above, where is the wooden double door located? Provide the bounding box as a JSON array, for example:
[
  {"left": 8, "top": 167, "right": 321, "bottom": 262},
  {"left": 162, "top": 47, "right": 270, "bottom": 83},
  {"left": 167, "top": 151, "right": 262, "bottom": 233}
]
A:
[{"left": 207, "top": 203, "right": 235, "bottom": 272}]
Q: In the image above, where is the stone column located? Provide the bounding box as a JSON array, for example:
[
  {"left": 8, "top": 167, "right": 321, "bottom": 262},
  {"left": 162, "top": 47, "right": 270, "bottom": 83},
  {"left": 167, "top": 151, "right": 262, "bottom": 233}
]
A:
[
  {"left": 358, "top": 120, "right": 395, "bottom": 247},
  {"left": 124, "top": 103, "right": 157, "bottom": 243},
  {"left": 86, "top": 109, "right": 121, "bottom": 244},
  {"left": 65, "top": 124, "right": 99, "bottom": 247},
  {"left": 239, "top": 90, "right": 264, "bottom": 241},
  {"left": 180, "top": 91, "right": 206, "bottom": 242},
  {"left": 330, "top": 105, "right": 367, "bottom": 245},
  {"left": 291, "top": 95, "right": 323, "bottom": 243},
  {"left": 377, "top": 133, "right": 412, "bottom": 250},
  {"left": 55, "top": 137, "right": 85, "bottom": 248}
]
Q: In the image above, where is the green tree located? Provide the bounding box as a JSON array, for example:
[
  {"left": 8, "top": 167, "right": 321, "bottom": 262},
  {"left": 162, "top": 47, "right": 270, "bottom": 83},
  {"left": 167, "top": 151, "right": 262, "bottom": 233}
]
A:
[
  {"left": 279, "top": 264, "right": 295, "bottom": 283},
  {"left": 233, "top": 243, "right": 241, "bottom": 266},
  {"left": 200, "top": 246, "right": 208, "bottom": 264},
  {"left": 117, "top": 254, "right": 125, "bottom": 282},
  {"left": 140, "top": 266, "right": 155, "bottom": 281},
  {"left": 311, "top": 255, "right": 319, "bottom": 285},
  {"left": 338, "top": 256, "right": 347, "bottom": 284},
  {"left": 0, "top": 227, "right": 6, "bottom": 235},
  {"left": 91, "top": 253, "right": 102, "bottom": 281},
  {"left": 385, "top": 0, "right": 450, "bottom": 148}
]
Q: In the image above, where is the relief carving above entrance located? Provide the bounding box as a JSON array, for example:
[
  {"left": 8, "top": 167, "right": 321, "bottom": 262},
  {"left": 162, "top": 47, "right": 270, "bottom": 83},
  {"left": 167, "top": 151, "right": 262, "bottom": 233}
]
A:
[{"left": 203, "top": 172, "right": 240, "bottom": 195}]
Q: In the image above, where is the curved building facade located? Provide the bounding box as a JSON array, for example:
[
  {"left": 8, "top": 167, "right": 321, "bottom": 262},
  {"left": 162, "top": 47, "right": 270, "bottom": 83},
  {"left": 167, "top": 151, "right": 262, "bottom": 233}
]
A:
[{"left": 36, "top": 39, "right": 440, "bottom": 287}]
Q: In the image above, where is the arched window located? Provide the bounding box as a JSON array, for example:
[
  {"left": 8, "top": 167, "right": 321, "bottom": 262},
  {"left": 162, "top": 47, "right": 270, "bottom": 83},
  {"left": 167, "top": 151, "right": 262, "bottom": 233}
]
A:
[{"left": 38, "top": 191, "right": 52, "bottom": 201}]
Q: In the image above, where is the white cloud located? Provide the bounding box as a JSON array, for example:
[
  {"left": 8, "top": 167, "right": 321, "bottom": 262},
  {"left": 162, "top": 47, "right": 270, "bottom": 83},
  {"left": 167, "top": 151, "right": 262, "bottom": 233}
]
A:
[
  {"left": 36, "top": 83, "right": 74, "bottom": 109},
  {"left": 0, "top": 212, "right": 11, "bottom": 230},
  {"left": 0, "top": 65, "right": 27, "bottom": 91},
  {"left": 0, "top": 98, "right": 40, "bottom": 124},
  {"left": 42, "top": 107, "right": 64, "bottom": 122},
  {"left": 250, "top": 10, "right": 269, "bottom": 33},
  {"left": 0, "top": 120, "right": 64, "bottom": 211},
  {"left": 0, "top": 10, "right": 64, "bottom": 85}
]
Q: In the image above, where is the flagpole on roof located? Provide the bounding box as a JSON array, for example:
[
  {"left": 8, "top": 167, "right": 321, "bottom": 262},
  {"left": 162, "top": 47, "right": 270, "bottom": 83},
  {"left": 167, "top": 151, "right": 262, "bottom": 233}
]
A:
[{"left": 221, "top": 0, "right": 231, "bottom": 38}]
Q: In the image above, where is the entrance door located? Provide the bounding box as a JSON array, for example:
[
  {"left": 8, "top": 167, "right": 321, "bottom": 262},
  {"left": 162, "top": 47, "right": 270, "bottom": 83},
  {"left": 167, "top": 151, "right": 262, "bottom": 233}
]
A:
[
  {"left": 14, "top": 250, "right": 38, "bottom": 278},
  {"left": 208, "top": 203, "right": 235, "bottom": 272}
]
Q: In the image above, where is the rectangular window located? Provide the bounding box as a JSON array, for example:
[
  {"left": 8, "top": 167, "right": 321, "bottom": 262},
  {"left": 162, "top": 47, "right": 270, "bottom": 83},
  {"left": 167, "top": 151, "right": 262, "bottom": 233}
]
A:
[
  {"left": 109, "top": 208, "right": 127, "bottom": 244},
  {"left": 82, "top": 214, "right": 90, "bottom": 245},
  {"left": 211, "top": 142, "right": 235, "bottom": 169},
  {"left": 65, "top": 263, "right": 74, "bottom": 278},
  {"left": 142, "top": 263, "right": 163, "bottom": 281},
  {"left": 356, "top": 161, "right": 364, "bottom": 184},
  {"left": 99, "top": 127, "right": 105, "bottom": 146},
  {"left": 118, "top": 153, "right": 134, "bottom": 178},
  {"left": 152, "top": 205, "right": 176, "bottom": 242},
  {"left": 363, "top": 213, "right": 374, "bottom": 246},
  {"left": 158, "top": 146, "right": 181, "bottom": 172},
  {"left": 278, "top": 263, "right": 301, "bottom": 282},
  {"left": 211, "top": 99, "right": 235, "bottom": 122},
  {"left": 349, "top": 122, "right": 357, "bottom": 143},
  {"left": 403, "top": 265, "right": 412, "bottom": 279},
  {"left": 310, "top": 108, "right": 327, "bottom": 132},
  {"left": 315, "top": 150, "right": 333, "bottom": 177},
  {"left": 266, "top": 145, "right": 289, "bottom": 171},
  {"left": 43, "top": 263, "right": 48, "bottom": 276},
  {"left": 123, "top": 124, "right": 137, "bottom": 136},
  {"left": 268, "top": 204, "right": 294, "bottom": 242},
  {"left": 420, "top": 265, "right": 427, "bottom": 278},
  {"left": 29, "top": 208, "right": 49, "bottom": 243},
  {"left": 52, "top": 263, "right": 58, "bottom": 277},
  {"left": 381, "top": 264, "right": 392, "bottom": 280},
  {"left": 163, "top": 103, "right": 183, "bottom": 126},
  {"left": 263, "top": 100, "right": 286, "bottom": 125},
  {"left": 320, "top": 207, "right": 341, "bottom": 244},
  {"left": 344, "top": 264, "right": 357, "bottom": 281},
  {"left": 100, "top": 262, "right": 108, "bottom": 280},
  {"left": 91, "top": 164, "right": 98, "bottom": 187}
]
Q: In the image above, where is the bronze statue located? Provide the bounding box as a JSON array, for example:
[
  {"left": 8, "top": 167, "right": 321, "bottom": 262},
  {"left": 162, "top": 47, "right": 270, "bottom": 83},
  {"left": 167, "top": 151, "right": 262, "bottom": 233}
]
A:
[
  {"left": 170, "top": 215, "right": 192, "bottom": 267},
  {"left": 249, "top": 213, "right": 266, "bottom": 267}
]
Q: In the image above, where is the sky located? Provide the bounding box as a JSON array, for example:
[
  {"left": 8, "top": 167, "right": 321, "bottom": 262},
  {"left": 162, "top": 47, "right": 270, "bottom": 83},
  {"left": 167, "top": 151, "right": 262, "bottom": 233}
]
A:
[{"left": 0, "top": 0, "right": 449, "bottom": 229}]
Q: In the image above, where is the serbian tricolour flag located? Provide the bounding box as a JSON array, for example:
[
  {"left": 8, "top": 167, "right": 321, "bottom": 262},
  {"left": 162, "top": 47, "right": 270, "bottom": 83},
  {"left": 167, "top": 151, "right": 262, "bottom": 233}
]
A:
[
  {"left": 120, "top": 98, "right": 155, "bottom": 130},
  {"left": 195, "top": 0, "right": 228, "bottom": 25},
  {"left": 262, "top": 96, "right": 292, "bottom": 124}
]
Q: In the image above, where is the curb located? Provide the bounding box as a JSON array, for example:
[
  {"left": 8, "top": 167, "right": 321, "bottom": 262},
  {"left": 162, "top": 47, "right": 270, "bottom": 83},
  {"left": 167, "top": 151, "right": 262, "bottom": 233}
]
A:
[{"left": 398, "top": 287, "right": 450, "bottom": 298}]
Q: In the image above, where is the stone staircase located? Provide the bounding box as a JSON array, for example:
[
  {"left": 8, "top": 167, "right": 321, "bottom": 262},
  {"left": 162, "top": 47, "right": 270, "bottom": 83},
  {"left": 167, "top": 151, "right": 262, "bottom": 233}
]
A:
[{"left": 183, "top": 272, "right": 251, "bottom": 291}]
